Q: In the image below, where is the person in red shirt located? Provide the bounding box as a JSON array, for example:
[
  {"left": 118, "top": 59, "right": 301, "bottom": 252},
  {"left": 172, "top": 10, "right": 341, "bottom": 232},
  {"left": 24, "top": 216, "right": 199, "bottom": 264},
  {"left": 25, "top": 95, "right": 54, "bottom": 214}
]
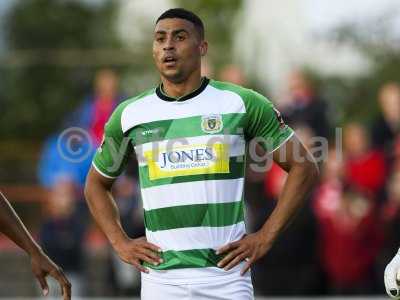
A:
[
  {"left": 343, "top": 122, "right": 387, "bottom": 196},
  {"left": 65, "top": 69, "right": 124, "bottom": 147},
  {"left": 88, "top": 69, "right": 121, "bottom": 146},
  {"left": 313, "top": 149, "right": 384, "bottom": 294}
]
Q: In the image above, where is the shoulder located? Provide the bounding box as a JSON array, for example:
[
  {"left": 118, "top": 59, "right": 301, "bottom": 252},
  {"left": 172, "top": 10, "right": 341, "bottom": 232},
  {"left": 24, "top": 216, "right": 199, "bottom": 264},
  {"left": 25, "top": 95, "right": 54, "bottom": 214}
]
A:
[
  {"left": 209, "top": 79, "right": 271, "bottom": 107},
  {"left": 109, "top": 88, "right": 156, "bottom": 121},
  {"left": 209, "top": 79, "right": 253, "bottom": 97},
  {"left": 106, "top": 87, "right": 156, "bottom": 132},
  {"left": 115, "top": 88, "right": 156, "bottom": 115}
]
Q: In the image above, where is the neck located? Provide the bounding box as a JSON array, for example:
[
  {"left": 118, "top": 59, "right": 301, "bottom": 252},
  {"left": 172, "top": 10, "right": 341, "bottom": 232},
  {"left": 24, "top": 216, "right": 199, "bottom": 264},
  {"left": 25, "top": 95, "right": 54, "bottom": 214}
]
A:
[{"left": 161, "top": 70, "right": 202, "bottom": 99}]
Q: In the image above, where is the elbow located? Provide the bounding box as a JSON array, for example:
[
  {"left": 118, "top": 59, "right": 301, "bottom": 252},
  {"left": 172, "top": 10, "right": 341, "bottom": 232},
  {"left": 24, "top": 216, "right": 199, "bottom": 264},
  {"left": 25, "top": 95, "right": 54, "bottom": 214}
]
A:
[{"left": 292, "top": 157, "right": 320, "bottom": 186}]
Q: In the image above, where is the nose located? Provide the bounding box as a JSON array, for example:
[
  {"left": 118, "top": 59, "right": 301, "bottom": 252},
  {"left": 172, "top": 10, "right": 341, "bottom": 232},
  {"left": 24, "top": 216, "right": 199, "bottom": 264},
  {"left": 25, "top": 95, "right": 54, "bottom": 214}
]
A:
[{"left": 163, "top": 37, "right": 175, "bottom": 51}]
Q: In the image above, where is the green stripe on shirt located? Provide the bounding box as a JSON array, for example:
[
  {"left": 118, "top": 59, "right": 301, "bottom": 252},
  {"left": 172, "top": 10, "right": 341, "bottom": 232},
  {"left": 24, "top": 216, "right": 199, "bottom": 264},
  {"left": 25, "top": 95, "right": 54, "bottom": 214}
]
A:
[
  {"left": 128, "top": 113, "right": 246, "bottom": 146},
  {"left": 143, "top": 248, "right": 225, "bottom": 270},
  {"left": 144, "top": 200, "right": 244, "bottom": 232}
]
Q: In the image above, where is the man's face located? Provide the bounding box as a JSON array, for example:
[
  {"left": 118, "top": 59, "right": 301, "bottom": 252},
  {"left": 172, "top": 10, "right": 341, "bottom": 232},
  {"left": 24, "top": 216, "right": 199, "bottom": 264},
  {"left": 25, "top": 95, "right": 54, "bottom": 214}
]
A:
[{"left": 153, "top": 18, "right": 207, "bottom": 83}]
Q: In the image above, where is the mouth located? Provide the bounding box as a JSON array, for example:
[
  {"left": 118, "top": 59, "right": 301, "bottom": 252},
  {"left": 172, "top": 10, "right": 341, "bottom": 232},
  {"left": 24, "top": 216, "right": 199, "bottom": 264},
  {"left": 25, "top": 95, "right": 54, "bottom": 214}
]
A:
[{"left": 163, "top": 56, "right": 178, "bottom": 66}]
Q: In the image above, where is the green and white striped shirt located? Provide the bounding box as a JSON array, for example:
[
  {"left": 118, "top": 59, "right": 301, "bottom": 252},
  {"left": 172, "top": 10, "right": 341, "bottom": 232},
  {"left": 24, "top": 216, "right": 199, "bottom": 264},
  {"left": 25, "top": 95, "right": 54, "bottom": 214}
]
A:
[{"left": 92, "top": 78, "right": 294, "bottom": 284}]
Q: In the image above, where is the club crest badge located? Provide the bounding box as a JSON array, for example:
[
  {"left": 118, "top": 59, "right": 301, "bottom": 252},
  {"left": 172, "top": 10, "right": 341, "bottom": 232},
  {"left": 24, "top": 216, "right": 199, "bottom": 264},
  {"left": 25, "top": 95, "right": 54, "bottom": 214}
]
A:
[{"left": 201, "top": 115, "right": 223, "bottom": 134}]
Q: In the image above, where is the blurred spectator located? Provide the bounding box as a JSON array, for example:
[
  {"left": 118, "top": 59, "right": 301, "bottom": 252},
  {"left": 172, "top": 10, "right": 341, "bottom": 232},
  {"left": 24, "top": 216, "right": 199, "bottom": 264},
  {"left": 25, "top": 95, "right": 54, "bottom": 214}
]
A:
[
  {"left": 314, "top": 186, "right": 384, "bottom": 294},
  {"left": 372, "top": 82, "right": 400, "bottom": 159},
  {"left": 107, "top": 174, "right": 144, "bottom": 296},
  {"left": 36, "top": 68, "right": 125, "bottom": 296},
  {"left": 66, "top": 68, "right": 124, "bottom": 146},
  {"left": 218, "top": 64, "right": 246, "bottom": 85},
  {"left": 343, "top": 122, "right": 387, "bottom": 196},
  {"left": 39, "top": 177, "right": 87, "bottom": 297},
  {"left": 376, "top": 170, "right": 400, "bottom": 293},
  {"left": 381, "top": 170, "right": 400, "bottom": 238},
  {"left": 395, "top": 137, "right": 400, "bottom": 171},
  {"left": 281, "top": 70, "right": 330, "bottom": 138},
  {"left": 38, "top": 133, "right": 93, "bottom": 189},
  {"left": 39, "top": 69, "right": 124, "bottom": 188},
  {"left": 250, "top": 126, "right": 320, "bottom": 296},
  {"left": 313, "top": 149, "right": 384, "bottom": 294}
]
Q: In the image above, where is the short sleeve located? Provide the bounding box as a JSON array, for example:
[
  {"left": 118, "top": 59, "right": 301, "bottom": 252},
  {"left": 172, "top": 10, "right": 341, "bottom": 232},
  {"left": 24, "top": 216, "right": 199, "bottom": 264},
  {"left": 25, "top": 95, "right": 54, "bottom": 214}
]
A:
[
  {"left": 92, "top": 105, "right": 133, "bottom": 178},
  {"left": 244, "top": 90, "right": 294, "bottom": 153}
]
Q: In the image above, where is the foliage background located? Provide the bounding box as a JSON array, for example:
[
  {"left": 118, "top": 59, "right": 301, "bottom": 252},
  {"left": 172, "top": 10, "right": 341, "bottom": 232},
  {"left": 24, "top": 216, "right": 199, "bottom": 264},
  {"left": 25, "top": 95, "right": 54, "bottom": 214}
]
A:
[{"left": 0, "top": 0, "right": 399, "bottom": 181}]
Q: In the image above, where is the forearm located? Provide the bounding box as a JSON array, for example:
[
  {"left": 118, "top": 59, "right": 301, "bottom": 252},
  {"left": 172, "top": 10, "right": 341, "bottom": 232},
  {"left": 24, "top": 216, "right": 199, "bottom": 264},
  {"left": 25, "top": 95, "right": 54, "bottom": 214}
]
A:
[
  {"left": 84, "top": 173, "right": 128, "bottom": 248},
  {"left": 0, "top": 191, "right": 42, "bottom": 256},
  {"left": 259, "top": 161, "right": 318, "bottom": 244}
]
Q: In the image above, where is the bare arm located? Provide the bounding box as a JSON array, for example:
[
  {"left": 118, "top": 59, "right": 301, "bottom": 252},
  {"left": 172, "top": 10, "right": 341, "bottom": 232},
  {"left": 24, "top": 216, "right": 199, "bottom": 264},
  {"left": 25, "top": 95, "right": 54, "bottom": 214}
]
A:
[
  {"left": 0, "top": 191, "right": 42, "bottom": 255},
  {"left": 84, "top": 167, "right": 163, "bottom": 272},
  {"left": 217, "top": 135, "right": 319, "bottom": 274},
  {"left": 0, "top": 191, "right": 71, "bottom": 299},
  {"left": 256, "top": 135, "right": 319, "bottom": 246},
  {"left": 84, "top": 168, "right": 127, "bottom": 247}
]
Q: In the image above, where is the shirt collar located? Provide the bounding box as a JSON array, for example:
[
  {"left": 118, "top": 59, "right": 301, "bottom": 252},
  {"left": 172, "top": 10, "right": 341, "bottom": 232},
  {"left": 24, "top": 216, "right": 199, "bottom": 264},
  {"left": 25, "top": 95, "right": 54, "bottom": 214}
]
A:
[{"left": 156, "top": 77, "right": 210, "bottom": 102}]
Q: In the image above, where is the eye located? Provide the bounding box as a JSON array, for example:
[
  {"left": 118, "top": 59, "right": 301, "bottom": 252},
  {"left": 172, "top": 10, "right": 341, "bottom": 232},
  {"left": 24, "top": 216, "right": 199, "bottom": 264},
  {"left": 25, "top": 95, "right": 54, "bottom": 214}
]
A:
[
  {"left": 156, "top": 36, "right": 165, "bottom": 43},
  {"left": 176, "top": 35, "right": 185, "bottom": 41}
]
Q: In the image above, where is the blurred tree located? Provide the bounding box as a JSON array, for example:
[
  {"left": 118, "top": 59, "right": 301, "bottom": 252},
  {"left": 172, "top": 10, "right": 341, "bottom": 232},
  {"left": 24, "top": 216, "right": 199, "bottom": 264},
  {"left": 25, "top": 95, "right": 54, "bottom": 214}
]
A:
[
  {"left": 0, "top": 0, "right": 121, "bottom": 139},
  {"left": 0, "top": 0, "right": 243, "bottom": 182},
  {"left": 0, "top": 0, "right": 244, "bottom": 139},
  {"left": 174, "top": 0, "right": 242, "bottom": 71},
  {"left": 309, "top": 12, "right": 400, "bottom": 125}
]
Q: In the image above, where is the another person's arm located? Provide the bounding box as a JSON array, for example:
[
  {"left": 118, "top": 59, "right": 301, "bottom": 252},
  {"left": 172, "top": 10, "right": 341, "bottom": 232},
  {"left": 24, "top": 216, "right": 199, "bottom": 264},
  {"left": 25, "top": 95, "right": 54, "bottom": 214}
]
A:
[
  {"left": 385, "top": 249, "right": 400, "bottom": 299},
  {"left": 0, "top": 191, "right": 71, "bottom": 299}
]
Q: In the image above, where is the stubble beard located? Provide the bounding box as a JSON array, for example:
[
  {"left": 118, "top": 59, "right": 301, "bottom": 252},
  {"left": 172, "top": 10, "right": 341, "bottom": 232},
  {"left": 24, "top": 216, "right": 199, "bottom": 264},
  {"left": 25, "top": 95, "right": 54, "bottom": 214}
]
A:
[{"left": 161, "top": 68, "right": 187, "bottom": 84}]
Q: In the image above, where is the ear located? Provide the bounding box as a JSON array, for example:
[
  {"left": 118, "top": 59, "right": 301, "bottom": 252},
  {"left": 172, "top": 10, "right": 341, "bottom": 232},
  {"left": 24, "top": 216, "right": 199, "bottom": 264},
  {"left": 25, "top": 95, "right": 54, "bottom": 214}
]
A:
[{"left": 199, "top": 41, "right": 208, "bottom": 57}]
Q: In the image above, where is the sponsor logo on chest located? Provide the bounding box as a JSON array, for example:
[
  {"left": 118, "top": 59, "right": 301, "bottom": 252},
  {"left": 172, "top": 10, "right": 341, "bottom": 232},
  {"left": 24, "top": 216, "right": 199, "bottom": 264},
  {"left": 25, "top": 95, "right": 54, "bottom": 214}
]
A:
[{"left": 144, "top": 142, "right": 230, "bottom": 180}]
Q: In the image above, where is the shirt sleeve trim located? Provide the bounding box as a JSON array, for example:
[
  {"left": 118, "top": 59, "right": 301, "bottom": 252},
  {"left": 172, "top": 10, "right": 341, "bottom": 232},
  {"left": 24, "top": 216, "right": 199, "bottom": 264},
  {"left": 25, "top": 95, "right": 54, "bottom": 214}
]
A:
[
  {"left": 268, "top": 130, "right": 295, "bottom": 154},
  {"left": 92, "top": 162, "right": 118, "bottom": 179}
]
